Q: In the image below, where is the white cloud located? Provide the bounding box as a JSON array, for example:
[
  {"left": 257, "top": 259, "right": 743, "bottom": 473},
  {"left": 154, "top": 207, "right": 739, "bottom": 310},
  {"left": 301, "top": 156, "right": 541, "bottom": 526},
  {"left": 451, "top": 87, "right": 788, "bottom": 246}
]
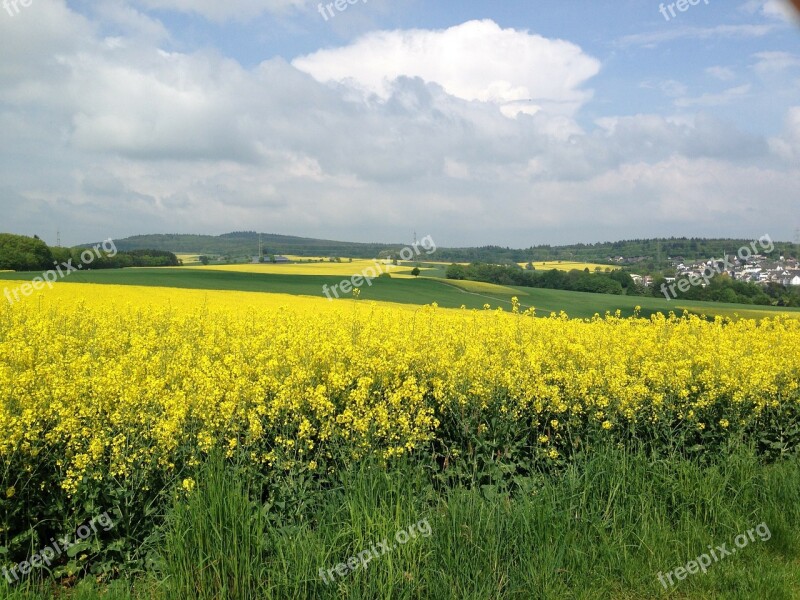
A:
[
  {"left": 641, "top": 79, "right": 688, "bottom": 97},
  {"left": 742, "top": 0, "right": 800, "bottom": 23},
  {"left": 132, "top": 0, "right": 307, "bottom": 22},
  {"left": 619, "top": 24, "right": 776, "bottom": 48},
  {"left": 706, "top": 66, "right": 736, "bottom": 81},
  {"left": 292, "top": 20, "right": 601, "bottom": 118},
  {"left": 753, "top": 51, "right": 800, "bottom": 74},
  {"left": 675, "top": 84, "right": 752, "bottom": 107},
  {"left": 0, "top": 3, "right": 798, "bottom": 247},
  {"left": 770, "top": 106, "right": 800, "bottom": 161}
]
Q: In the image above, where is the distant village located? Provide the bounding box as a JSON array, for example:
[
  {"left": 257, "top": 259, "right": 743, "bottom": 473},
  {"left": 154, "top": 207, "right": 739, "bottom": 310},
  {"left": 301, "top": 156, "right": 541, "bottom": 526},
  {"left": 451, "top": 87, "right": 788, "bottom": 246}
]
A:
[{"left": 611, "top": 254, "right": 800, "bottom": 288}]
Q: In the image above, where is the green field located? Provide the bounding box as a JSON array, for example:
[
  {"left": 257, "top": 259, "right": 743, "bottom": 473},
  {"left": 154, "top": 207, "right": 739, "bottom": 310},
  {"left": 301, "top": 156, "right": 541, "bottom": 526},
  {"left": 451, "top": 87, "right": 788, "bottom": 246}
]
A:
[{"left": 2, "top": 267, "right": 800, "bottom": 320}]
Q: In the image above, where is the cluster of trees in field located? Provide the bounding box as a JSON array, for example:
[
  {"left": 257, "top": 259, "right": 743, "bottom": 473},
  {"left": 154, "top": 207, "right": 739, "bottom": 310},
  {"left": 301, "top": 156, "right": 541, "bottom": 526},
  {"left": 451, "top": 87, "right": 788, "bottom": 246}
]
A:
[
  {"left": 0, "top": 233, "right": 179, "bottom": 271},
  {"left": 93, "top": 248, "right": 181, "bottom": 268},
  {"left": 0, "top": 234, "right": 54, "bottom": 271},
  {"left": 652, "top": 274, "right": 800, "bottom": 306},
  {"left": 446, "top": 263, "right": 643, "bottom": 296}
]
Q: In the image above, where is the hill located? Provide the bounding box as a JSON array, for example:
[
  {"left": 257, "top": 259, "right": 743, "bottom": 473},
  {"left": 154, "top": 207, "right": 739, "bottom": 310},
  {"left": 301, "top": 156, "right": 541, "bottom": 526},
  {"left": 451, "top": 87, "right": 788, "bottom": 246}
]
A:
[{"left": 102, "top": 232, "right": 800, "bottom": 268}]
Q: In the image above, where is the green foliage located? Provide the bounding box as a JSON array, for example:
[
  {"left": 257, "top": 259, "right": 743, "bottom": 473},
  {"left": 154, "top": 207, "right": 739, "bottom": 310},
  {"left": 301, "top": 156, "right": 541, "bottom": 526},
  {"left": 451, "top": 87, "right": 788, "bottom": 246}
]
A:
[
  {"left": 0, "top": 233, "right": 179, "bottom": 272},
  {"left": 447, "top": 262, "right": 627, "bottom": 295},
  {"left": 4, "top": 447, "right": 800, "bottom": 599},
  {"left": 157, "top": 456, "right": 269, "bottom": 600},
  {"left": 9, "top": 231, "right": 797, "bottom": 270},
  {"left": 68, "top": 249, "right": 180, "bottom": 269},
  {"left": 0, "top": 234, "right": 54, "bottom": 271},
  {"left": 655, "top": 273, "right": 799, "bottom": 306}
]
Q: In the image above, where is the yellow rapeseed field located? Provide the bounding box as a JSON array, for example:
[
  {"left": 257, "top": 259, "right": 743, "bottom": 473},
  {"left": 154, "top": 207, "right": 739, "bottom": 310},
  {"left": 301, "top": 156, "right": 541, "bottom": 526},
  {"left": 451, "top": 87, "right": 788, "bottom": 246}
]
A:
[
  {"left": 192, "top": 259, "right": 397, "bottom": 276},
  {"left": 518, "top": 261, "right": 620, "bottom": 272},
  {"left": 439, "top": 279, "right": 529, "bottom": 295},
  {"left": 1, "top": 282, "right": 799, "bottom": 503}
]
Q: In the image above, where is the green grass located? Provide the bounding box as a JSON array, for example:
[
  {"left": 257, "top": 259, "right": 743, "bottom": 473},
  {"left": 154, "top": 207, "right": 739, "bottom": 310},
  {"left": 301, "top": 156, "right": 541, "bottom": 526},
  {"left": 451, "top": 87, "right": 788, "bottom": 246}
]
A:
[
  {"left": 2, "top": 268, "right": 799, "bottom": 320},
  {"left": 3, "top": 446, "right": 799, "bottom": 599}
]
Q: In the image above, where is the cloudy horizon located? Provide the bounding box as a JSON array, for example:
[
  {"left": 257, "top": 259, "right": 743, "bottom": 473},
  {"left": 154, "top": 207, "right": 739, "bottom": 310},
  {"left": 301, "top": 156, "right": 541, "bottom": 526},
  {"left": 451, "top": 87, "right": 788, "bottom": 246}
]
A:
[{"left": 1, "top": 0, "right": 799, "bottom": 248}]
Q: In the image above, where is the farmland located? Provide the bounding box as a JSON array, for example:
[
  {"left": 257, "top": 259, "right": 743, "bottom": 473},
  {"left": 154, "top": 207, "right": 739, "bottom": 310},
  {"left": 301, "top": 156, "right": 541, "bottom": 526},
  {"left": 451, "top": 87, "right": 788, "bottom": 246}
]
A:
[
  {"left": 2, "top": 266, "right": 800, "bottom": 321},
  {"left": 518, "top": 261, "right": 621, "bottom": 272},
  {"left": 1, "top": 278, "right": 800, "bottom": 598},
  {"left": 4, "top": 0, "right": 800, "bottom": 596}
]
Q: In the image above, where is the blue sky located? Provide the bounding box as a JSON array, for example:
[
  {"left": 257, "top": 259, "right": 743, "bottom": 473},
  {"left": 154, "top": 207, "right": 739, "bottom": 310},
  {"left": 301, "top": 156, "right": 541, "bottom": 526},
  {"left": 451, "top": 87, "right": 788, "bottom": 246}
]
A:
[{"left": 1, "top": 0, "right": 799, "bottom": 247}]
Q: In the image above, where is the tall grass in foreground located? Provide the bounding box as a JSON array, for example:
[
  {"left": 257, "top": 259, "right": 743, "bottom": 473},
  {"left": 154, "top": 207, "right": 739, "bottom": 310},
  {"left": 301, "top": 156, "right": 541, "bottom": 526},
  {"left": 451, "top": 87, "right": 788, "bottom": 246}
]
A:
[
  {"left": 3, "top": 445, "right": 799, "bottom": 599},
  {"left": 157, "top": 458, "right": 269, "bottom": 600}
]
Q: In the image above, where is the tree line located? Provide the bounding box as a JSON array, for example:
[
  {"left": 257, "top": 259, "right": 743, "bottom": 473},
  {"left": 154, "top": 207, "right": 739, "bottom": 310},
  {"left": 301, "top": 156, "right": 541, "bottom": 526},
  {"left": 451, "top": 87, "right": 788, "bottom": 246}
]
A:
[
  {"left": 446, "top": 263, "right": 641, "bottom": 296},
  {"left": 105, "top": 232, "right": 800, "bottom": 268},
  {"left": 652, "top": 274, "right": 800, "bottom": 307},
  {"left": 447, "top": 262, "right": 800, "bottom": 307},
  {"left": 0, "top": 233, "right": 179, "bottom": 271}
]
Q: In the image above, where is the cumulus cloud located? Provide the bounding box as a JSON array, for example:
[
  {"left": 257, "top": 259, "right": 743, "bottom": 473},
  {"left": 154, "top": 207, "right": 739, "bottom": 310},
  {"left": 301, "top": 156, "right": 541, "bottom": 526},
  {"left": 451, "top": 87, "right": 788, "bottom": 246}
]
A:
[
  {"left": 292, "top": 20, "right": 601, "bottom": 118},
  {"left": 0, "top": 4, "right": 798, "bottom": 246}
]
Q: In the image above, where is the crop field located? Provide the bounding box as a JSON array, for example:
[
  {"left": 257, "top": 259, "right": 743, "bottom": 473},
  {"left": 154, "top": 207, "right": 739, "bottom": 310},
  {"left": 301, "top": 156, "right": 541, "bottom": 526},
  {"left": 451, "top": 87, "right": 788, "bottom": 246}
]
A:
[
  {"left": 281, "top": 255, "right": 338, "bottom": 262},
  {"left": 3, "top": 267, "right": 800, "bottom": 320},
  {"left": 3, "top": 281, "right": 800, "bottom": 503},
  {"left": 191, "top": 260, "right": 400, "bottom": 276},
  {"left": 2, "top": 282, "right": 800, "bottom": 598},
  {"left": 4, "top": 282, "right": 800, "bottom": 494},
  {"left": 174, "top": 254, "right": 203, "bottom": 265},
  {"left": 1, "top": 278, "right": 800, "bottom": 598},
  {"left": 4, "top": 1, "right": 800, "bottom": 596},
  {"left": 436, "top": 278, "right": 526, "bottom": 296},
  {"left": 518, "top": 261, "right": 620, "bottom": 272}
]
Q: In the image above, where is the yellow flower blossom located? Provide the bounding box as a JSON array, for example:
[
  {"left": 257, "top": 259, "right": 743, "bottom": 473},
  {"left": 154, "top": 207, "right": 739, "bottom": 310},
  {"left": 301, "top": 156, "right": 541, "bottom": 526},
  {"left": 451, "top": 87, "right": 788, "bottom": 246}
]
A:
[{"left": 0, "top": 282, "right": 797, "bottom": 498}]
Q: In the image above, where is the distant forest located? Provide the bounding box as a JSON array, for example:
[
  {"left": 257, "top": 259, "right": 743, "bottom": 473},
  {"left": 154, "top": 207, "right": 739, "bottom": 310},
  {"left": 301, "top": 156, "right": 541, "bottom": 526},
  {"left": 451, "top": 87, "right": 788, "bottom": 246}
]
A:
[
  {"left": 0, "top": 233, "right": 179, "bottom": 271},
  {"left": 112, "top": 231, "right": 799, "bottom": 270},
  {"left": 3, "top": 231, "right": 798, "bottom": 273}
]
